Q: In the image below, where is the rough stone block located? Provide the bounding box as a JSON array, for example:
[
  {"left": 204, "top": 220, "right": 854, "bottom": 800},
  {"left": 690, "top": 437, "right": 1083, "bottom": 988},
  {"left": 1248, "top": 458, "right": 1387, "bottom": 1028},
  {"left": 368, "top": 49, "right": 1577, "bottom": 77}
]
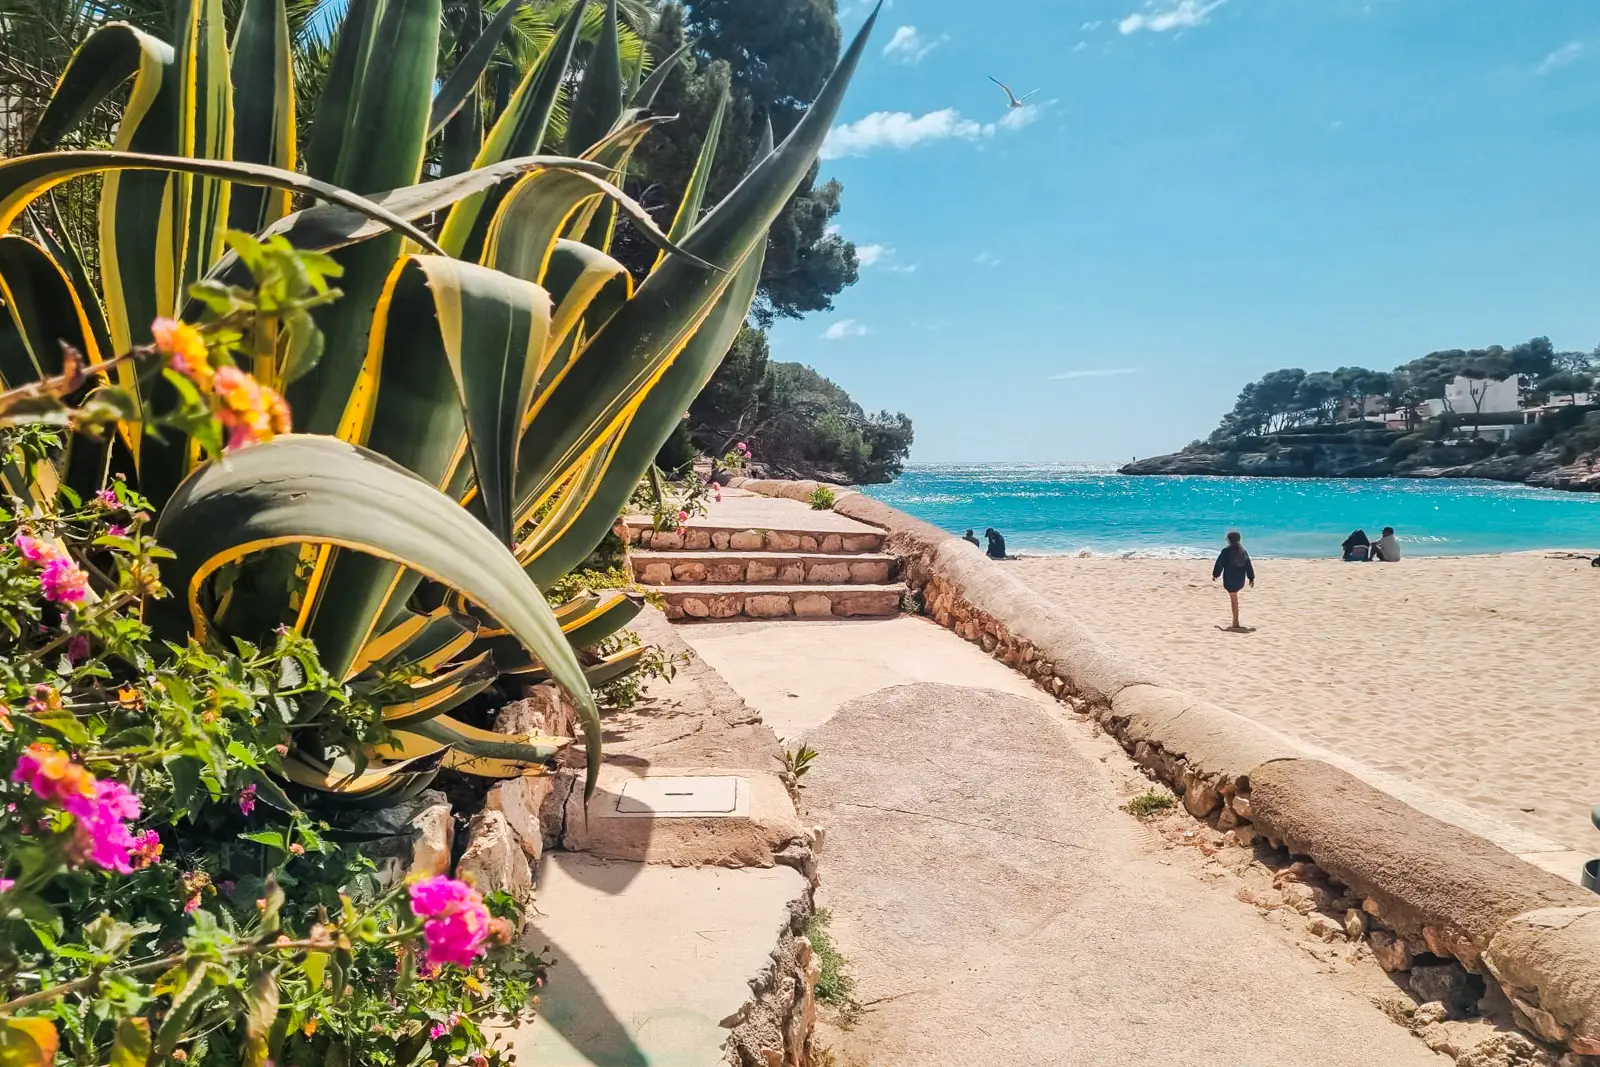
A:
[
  {"left": 639, "top": 562, "right": 672, "bottom": 584},
  {"left": 819, "top": 534, "right": 843, "bottom": 553},
  {"left": 806, "top": 562, "right": 851, "bottom": 584},
  {"left": 650, "top": 529, "right": 684, "bottom": 550},
  {"left": 729, "top": 530, "right": 765, "bottom": 551},
  {"left": 1484, "top": 908, "right": 1600, "bottom": 1054},
  {"left": 848, "top": 560, "right": 890, "bottom": 583},
  {"left": 707, "top": 594, "right": 742, "bottom": 619},
  {"left": 680, "top": 596, "right": 710, "bottom": 618},
  {"left": 683, "top": 529, "right": 712, "bottom": 550},
  {"left": 672, "top": 561, "right": 708, "bottom": 582},
  {"left": 711, "top": 531, "right": 731, "bottom": 550},
  {"left": 777, "top": 563, "right": 805, "bottom": 583},
  {"left": 840, "top": 534, "right": 880, "bottom": 552},
  {"left": 747, "top": 560, "right": 779, "bottom": 582},
  {"left": 708, "top": 560, "right": 746, "bottom": 583},
  {"left": 488, "top": 775, "right": 555, "bottom": 863},
  {"left": 799, "top": 535, "right": 820, "bottom": 551},
  {"left": 457, "top": 809, "right": 533, "bottom": 900},
  {"left": 766, "top": 531, "right": 802, "bottom": 551},
  {"left": 744, "top": 594, "right": 794, "bottom": 619},
  {"left": 793, "top": 594, "right": 833, "bottom": 619},
  {"left": 407, "top": 803, "right": 454, "bottom": 878}
]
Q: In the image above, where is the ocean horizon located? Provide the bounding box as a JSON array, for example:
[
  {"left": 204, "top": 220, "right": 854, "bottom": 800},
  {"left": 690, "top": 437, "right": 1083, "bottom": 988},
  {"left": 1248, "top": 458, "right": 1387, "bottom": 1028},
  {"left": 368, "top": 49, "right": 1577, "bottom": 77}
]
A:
[{"left": 864, "top": 463, "right": 1600, "bottom": 559}]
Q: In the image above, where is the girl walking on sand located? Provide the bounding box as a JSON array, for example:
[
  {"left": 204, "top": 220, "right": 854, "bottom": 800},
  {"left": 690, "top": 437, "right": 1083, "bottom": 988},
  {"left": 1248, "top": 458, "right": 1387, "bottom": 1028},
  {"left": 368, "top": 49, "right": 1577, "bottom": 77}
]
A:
[{"left": 1212, "top": 530, "right": 1255, "bottom": 631}]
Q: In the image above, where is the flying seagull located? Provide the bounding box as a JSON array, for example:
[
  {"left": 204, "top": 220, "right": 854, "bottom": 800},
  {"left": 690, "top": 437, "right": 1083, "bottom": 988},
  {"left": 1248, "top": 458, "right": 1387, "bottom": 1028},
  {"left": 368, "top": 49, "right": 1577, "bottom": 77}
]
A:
[{"left": 988, "top": 76, "right": 1039, "bottom": 110}]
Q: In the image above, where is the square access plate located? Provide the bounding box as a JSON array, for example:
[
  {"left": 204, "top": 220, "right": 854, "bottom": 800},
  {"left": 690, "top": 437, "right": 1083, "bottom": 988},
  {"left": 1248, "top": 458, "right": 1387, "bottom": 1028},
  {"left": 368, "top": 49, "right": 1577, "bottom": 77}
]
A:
[{"left": 614, "top": 775, "right": 743, "bottom": 817}]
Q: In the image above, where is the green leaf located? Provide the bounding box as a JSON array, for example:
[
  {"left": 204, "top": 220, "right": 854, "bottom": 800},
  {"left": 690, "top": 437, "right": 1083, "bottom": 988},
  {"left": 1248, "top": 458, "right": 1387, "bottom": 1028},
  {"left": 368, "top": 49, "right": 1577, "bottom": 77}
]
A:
[
  {"left": 154, "top": 959, "right": 215, "bottom": 1060},
  {"left": 151, "top": 436, "right": 600, "bottom": 794},
  {"left": 228, "top": 0, "right": 297, "bottom": 232},
  {"left": 239, "top": 829, "right": 288, "bottom": 850},
  {"left": 0, "top": 1018, "right": 59, "bottom": 1067},
  {"left": 0, "top": 151, "right": 446, "bottom": 259},
  {"left": 0, "top": 236, "right": 100, "bottom": 381},
  {"left": 174, "top": 0, "right": 236, "bottom": 296},
  {"left": 512, "top": 9, "right": 879, "bottom": 522},
  {"left": 565, "top": 0, "right": 623, "bottom": 157},
  {"left": 436, "top": 0, "right": 588, "bottom": 262},
  {"left": 653, "top": 81, "right": 727, "bottom": 271},
  {"left": 108, "top": 1017, "right": 150, "bottom": 1067},
  {"left": 630, "top": 39, "right": 690, "bottom": 109},
  {"left": 303, "top": 0, "right": 381, "bottom": 182},
  {"left": 428, "top": 0, "right": 531, "bottom": 137},
  {"left": 243, "top": 967, "right": 279, "bottom": 1067}
]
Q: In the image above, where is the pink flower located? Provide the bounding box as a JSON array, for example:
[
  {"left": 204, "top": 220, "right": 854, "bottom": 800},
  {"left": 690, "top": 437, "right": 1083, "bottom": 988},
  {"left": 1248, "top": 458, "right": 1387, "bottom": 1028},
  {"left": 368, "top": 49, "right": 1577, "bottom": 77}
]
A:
[
  {"left": 184, "top": 894, "right": 201, "bottom": 914},
  {"left": 39, "top": 556, "right": 88, "bottom": 604},
  {"left": 238, "top": 783, "right": 257, "bottom": 816},
  {"left": 106, "top": 525, "right": 129, "bottom": 538},
  {"left": 676, "top": 510, "right": 689, "bottom": 524},
  {"left": 409, "top": 876, "right": 492, "bottom": 968},
  {"left": 13, "top": 532, "right": 51, "bottom": 562},
  {"left": 219, "top": 879, "right": 235, "bottom": 895},
  {"left": 0, "top": 879, "right": 13, "bottom": 893},
  {"left": 63, "top": 780, "right": 142, "bottom": 873},
  {"left": 12, "top": 742, "right": 93, "bottom": 804},
  {"left": 429, "top": 1013, "right": 461, "bottom": 1040},
  {"left": 736, "top": 442, "right": 749, "bottom": 453},
  {"left": 67, "top": 635, "right": 90, "bottom": 664},
  {"left": 130, "top": 829, "right": 162, "bottom": 869},
  {"left": 94, "top": 488, "right": 117, "bottom": 508}
]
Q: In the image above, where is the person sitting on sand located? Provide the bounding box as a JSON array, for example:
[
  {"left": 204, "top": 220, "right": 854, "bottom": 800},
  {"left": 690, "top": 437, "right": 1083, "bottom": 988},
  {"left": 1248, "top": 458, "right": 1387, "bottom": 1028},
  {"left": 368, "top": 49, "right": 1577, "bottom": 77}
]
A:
[
  {"left": 1371, "top": 527, "right": 1401, "bottom": 562},
  {"left": 1212, "top": 530, "right": 1256, "bottom": 631},
  {"left": 963, "top": 529, "right": 981, "bottom": 548},
  {"left": 984, "top": 527, "right": 1008, "bottom": 560},
  {"left": 1341, "top": 529, "right": 1371, "bottom": 561}
]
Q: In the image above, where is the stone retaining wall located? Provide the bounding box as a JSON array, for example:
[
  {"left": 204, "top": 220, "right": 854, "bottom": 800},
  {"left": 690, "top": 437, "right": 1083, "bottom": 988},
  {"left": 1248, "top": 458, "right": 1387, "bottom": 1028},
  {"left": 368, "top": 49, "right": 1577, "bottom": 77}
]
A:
[{"left": 732, "top": 477, "right": 1600, "bottom": 1061}]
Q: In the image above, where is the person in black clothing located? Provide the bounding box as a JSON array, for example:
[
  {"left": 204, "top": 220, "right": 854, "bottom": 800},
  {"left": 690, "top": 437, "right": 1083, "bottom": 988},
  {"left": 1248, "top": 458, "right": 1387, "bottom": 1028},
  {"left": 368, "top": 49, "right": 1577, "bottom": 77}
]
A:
[
  {"left": 1212, "top": 530, "right": 1256, "bottom": 631},
  {"left": 983, "top": 527, "right": 1007, "bottom": 560},
  {"left": 963, "top": 529, "right": 981, "bottom": 548},
  {"left": 1340, "top": 529, "right": 1371, "bottom": 561}
]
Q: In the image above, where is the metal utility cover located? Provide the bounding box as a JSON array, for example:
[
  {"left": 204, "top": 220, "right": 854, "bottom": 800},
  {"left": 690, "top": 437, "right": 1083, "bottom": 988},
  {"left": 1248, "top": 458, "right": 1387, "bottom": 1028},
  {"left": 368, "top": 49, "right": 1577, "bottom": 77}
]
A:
[{"left": 616, "top": 776, "right": 741, "bottom": 816}]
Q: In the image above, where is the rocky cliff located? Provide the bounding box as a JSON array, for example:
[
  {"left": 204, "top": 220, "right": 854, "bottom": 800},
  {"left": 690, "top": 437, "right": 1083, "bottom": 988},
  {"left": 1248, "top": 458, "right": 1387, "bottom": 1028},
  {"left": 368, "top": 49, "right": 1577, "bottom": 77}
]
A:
[{"left": 1122, "top": 440, "right": 1600, "bottom": 492}]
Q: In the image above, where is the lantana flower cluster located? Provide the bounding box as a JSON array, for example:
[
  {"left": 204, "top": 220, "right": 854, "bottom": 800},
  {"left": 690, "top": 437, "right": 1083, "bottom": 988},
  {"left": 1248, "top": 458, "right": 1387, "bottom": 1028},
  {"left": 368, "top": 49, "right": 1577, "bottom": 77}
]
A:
[
  {"left": 151, "top": 318, "right": 292, "bottom": 450},
  {"left": 11, "top": 742, "right": 154, "bottom": 874},
  {"left": 13, "top": 532, "right": 88, "bottom": 606}
]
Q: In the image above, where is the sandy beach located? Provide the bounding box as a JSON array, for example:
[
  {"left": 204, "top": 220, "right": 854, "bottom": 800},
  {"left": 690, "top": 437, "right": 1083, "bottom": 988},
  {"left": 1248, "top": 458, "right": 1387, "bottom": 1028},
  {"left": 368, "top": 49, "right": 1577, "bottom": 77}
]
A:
[{"left": 1011, "top": 551, "right": 1599, "bottom": 852}]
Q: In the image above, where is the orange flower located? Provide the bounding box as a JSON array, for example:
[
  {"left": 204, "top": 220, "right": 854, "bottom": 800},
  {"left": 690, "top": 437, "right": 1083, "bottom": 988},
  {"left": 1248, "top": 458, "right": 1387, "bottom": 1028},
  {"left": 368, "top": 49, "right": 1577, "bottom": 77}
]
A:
[
  {"left": 11, "top": 742, "right": 94, "bottom": 804},
  {"left": 213, "top": 366, "right": 292, "bottom": 450},
  {"left": 150, "top": 318, "right": 213, "bottom": 392}
]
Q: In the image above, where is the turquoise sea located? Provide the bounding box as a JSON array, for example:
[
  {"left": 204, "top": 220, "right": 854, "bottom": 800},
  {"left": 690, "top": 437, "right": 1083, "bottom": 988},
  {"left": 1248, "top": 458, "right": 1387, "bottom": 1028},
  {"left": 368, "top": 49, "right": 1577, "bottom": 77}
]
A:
[{"left": 865, "top": 464, "right": 1600, "bottom": 558}]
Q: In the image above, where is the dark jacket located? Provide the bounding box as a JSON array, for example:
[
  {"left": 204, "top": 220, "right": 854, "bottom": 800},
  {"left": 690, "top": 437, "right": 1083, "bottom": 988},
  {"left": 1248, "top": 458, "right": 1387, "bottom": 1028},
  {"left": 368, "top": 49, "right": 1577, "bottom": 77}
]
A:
[{"left": 1213, "top": 547, "right": 1255, "bottom": 592}]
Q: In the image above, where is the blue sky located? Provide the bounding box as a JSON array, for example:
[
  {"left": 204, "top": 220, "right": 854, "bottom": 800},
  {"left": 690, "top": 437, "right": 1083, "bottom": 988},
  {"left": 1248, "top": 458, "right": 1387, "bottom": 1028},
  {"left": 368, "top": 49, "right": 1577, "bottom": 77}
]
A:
[{"left": 768, "top": 0, "right": 1600, "bottom": 463}]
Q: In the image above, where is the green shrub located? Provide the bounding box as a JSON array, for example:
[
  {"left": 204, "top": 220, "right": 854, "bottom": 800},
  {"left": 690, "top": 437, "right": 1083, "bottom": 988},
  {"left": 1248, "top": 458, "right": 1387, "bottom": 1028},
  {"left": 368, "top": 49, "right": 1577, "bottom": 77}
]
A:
[
  {"left": 1121, "top": 789, "right": 1177, "bottom": 820},
  {"left": 809, "top": 486, "right": 836, "bottom": 510}
]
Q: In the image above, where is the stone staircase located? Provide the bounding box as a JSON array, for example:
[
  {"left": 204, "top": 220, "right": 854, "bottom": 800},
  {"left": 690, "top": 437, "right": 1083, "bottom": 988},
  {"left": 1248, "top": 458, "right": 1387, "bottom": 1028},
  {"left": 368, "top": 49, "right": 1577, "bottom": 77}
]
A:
[{"left": 622, "top": 492, "right": 904, "bottom": 621}]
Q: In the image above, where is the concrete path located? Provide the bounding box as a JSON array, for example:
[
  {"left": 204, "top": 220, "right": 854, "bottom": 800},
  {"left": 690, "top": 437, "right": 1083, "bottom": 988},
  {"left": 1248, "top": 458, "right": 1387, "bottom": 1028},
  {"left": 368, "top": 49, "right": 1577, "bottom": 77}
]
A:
[{"left": 679, "top": 617, "right": 1446, "bottom": 1067}]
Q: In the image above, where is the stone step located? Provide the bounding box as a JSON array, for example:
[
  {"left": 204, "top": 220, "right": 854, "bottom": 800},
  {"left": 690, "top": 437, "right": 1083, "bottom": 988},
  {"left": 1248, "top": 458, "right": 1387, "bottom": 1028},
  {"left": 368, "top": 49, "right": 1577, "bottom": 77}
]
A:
[
  {"left": 632, "top": 550, "right": 896, "bottom": 587},
  {"left": 621, "top": 520, "right": 886, "bottom": 555},
  {"left": 661, "top": 583, "right": 904, "bottom": 621}
]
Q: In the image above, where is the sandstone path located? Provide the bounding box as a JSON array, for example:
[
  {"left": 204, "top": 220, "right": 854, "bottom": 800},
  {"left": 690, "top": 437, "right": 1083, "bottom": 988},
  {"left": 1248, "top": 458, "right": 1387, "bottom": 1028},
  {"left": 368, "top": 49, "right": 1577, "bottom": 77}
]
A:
[{"left": 681, "top": 617, "right": 1445, "bottom": 1067}]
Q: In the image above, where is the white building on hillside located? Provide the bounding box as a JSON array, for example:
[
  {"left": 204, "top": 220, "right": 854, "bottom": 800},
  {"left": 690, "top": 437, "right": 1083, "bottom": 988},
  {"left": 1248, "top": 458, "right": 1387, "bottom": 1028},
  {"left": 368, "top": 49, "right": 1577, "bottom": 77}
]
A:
[{"left": 1444, "top": 375, "right": 1520, "bottom": 415}]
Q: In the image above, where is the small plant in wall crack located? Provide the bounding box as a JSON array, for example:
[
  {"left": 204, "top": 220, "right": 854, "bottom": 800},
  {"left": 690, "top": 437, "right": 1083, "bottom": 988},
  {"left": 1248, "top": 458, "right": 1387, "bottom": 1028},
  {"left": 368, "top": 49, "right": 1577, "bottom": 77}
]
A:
[
  {"left": 784, "top": 743, "right": 820, "bottom": 780},
  {"left": 1122, "top": 788, "right": 1178, "bottom": 820},
  {"left": 805, "top": 909, "right": 859, "bottom": 1021},
  {"left": 808, "top": 486, "right": 837, "bottom": 511}
]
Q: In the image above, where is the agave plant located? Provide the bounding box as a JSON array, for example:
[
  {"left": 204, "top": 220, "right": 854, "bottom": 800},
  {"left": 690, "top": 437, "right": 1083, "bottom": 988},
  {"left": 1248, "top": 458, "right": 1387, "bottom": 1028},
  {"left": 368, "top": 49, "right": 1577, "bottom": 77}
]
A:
[{"left": 0, "top": 0, "right": 878, "bottom": 803}]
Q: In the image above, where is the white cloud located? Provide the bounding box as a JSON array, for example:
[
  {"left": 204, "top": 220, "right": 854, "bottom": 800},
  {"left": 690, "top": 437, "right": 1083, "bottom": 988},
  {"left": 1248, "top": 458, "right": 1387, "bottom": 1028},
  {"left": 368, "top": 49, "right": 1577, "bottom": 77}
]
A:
[
  {"left": 1050, "top": 368, "right": 1142, "bottom": 380},
  {"left": 822, "top": 319, "right": 869, "bottom": 341},
  {"left": 883, "top": 25, "right": 944, "bottom": 64},
  {"left": 824, "top": 223, "right": 840, "bottom": 236},
  {"left": 887, "top": 263, "right": 919, "bottom": 274},
  {"left": 1073, "top": 40, "right": 1089, "bottom": 52},
  {"left": 1080, "top": 19, "right": 1102, "bottom": 30},
  {"left": 999, "top": 104, "right": 1041, "bottom": 131},
  {"left": 856, "top": 243, "right": 891, "bottom": 267},
  {"left": 823, "top": 108, "right": 988, "bottom": 158},
  {"left": 1537, "top": 41, "right": 1584, "bottom": 75},
  {"left": 1119, "top": 0, "right": 1224, "bottom": 34},
  {"left": 974, "top": 252, "right": 1002, "bottom": 267}
]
